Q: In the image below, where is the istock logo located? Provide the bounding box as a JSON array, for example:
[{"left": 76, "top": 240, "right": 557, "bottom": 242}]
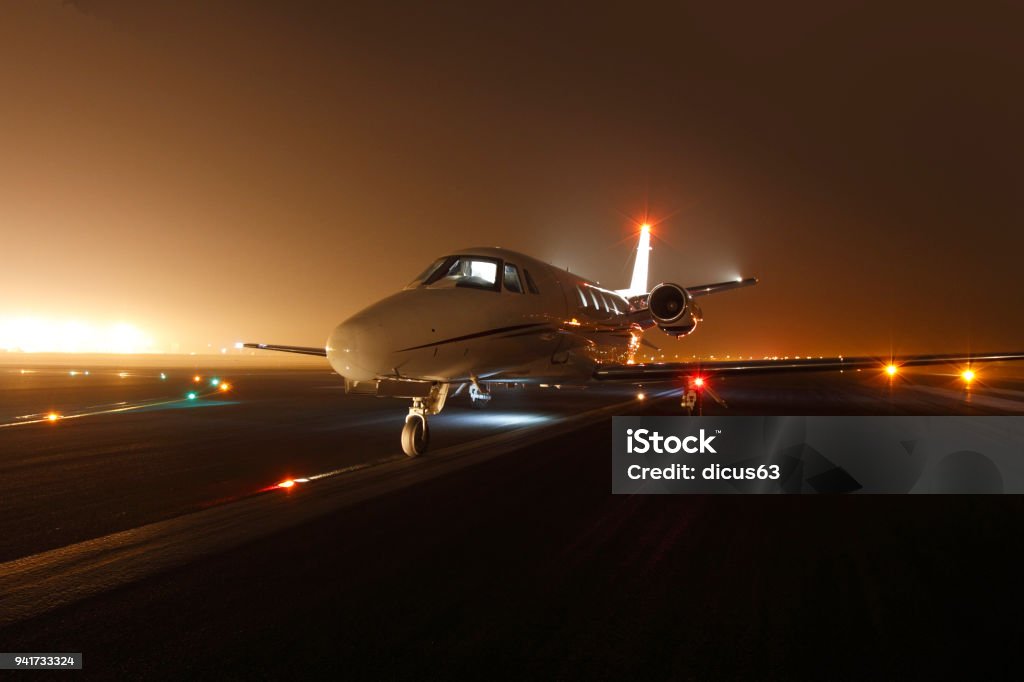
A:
[{"left": 626, "top": 428, "right": 718, "bottom": 454}]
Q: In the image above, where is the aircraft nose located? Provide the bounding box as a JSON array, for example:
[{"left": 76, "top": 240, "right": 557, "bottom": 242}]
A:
[{"left": 328, "top": 320, "right": 379, "bottom": 381}]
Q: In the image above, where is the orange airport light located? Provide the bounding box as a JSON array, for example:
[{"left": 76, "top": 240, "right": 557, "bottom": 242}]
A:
[
  {"left": 962, "top": 368, "right": 976, "bottom": 383},
  {"left": 885, "top": 364, "right": 898, "bottom": 377}
]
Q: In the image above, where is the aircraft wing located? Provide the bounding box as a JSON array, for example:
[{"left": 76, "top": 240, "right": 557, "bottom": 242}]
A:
[
  {"left": 243, "top": 343, "right": 327, "bottom": 357},
  {"left": 593, "top": 351, "right": 1024, "bottom": 382},
  {"left": 685, "top": 277, "right": 759, "bottom": 298}
]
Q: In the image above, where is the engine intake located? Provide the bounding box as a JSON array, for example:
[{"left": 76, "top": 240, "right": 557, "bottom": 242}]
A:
[{"left": 648, "top": 283, "right": 701, "bottom": 337}]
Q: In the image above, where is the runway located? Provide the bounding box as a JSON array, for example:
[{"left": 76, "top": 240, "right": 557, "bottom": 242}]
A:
[{"left": 1, "top": 362, "right": 1023, "bottom": 676}]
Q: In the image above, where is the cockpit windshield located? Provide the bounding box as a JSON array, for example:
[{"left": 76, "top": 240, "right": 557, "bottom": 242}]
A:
[
  {"left": 406, "top": 257, "right": 448, "bottom": 288},
  {"left": 408, "top": 255, "right": 502, "bottom": 292}
]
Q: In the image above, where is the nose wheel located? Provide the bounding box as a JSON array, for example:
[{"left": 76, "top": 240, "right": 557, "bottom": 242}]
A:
[
  {"left": 400, "top": 383, "right": 449, "bottom": 457},
  {"left": 401, "top": 415, "right": 429, "bottom": 457}
]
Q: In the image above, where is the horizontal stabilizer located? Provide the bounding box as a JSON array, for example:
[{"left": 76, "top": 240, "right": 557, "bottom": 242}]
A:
[
  {"left": 686, "top": 277, "right": 759, "bottom": 298},
  {"left": 243, "top": 343, "right": 327, "bottom": 357}
]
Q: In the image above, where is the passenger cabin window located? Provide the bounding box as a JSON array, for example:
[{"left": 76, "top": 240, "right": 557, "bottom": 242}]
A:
[
  {"left": 503, "top": 264, "right": 524, "bottom": 293},
  {"left": 523, "top": 269, "right": 540, "bottom": 294},
  {"left": 421, "top": 256, "right": 501, "bottom": 292},
  {"left": 576, "top": 285, "right": 588, "bottom": 307}
]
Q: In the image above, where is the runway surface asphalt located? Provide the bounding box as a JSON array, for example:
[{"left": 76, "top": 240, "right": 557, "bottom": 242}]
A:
[{"left": 1, "top": 362, "right": 1023, "bottom": 677}]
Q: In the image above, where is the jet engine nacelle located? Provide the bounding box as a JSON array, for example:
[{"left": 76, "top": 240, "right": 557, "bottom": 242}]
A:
[{"left": 648, "top": 283, "right": 702, "bottom": 337}]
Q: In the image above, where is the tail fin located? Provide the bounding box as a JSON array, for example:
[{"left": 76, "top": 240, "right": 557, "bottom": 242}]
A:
[{"left": 615, "top": 224, "right": 651, "bottom": 297}]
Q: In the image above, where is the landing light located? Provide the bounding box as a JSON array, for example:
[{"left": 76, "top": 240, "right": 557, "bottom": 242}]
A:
[{"left": 885, "top": 364, "right": 898, "bottom": 377}]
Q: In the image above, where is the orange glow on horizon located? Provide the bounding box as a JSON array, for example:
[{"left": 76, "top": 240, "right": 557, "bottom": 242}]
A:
[{"left": 0, "top": 318, "right": 154, "bottom": 354}]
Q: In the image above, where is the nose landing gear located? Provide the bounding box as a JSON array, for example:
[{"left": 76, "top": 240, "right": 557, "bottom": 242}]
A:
[{"left": 401, "top": 382, "right": 449, "bottom": 457}]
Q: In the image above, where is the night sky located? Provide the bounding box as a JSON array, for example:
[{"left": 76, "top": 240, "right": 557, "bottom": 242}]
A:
[{"left": 2, "top": 1, "right": 1022, "bottom": 356}]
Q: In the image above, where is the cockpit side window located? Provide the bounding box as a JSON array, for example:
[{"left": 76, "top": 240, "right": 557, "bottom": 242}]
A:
[
  {"left": 523, "top": 268, "right": 540, "bottom": 294},
  {"left": 421, "top": 256, "right": 501, "bottom": 292},
  {"left": 503, "top": 263, "right": 524, "bottom": 294}
]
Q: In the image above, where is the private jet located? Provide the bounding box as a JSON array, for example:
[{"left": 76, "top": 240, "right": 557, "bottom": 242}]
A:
[{"left": 247, "top": 225, "right": 1024, "bottom": 456}]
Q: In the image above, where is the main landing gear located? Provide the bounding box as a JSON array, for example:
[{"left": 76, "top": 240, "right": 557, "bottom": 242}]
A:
[
  {"left": 401, "top": 382, "right": 449, "bottom": 457},
  {"left": 468, "top": 376, "right": 492, "bottom": 409}
]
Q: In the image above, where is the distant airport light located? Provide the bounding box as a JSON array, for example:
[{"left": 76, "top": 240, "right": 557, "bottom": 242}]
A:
[
  {"left": 211, "top": 377, "right": 220, "bottom": 386},
  {"left": 193, "top": 375, "right": 201, "bottom": 383},
  {"left": 637, "top": 392, "right": 646, "bottom": 401},
  {"left": 885, "top": 364, "right": 898, "bottom": 377},
  {"left": 160, "top": 372, "right": 167, "bottom": 380},
  {"left": 219, "top": 382, "right": 231, "bottom": 392},
  {"left": 962, "top": 369, "right": 976, "bottom": 383},
  {"left": 187, "top": 392, "right": 197, "bottom": 400},
  {"left": 278, "top": 479, "right": 296, "bottom": 488},
  {"left": 47, "top": 412, "right": 59, "bottom": 422}
]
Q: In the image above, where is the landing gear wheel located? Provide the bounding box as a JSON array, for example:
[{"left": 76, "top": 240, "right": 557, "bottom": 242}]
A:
[
  {"left": 401, "top": 416, "right": 429, "bottom": 457},
  {"left": 468, "top": 382, "right": 491, "bottom": 410}
]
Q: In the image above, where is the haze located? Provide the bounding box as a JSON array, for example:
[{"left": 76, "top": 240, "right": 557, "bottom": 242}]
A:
[{"left": 2, "top": 1, "right": 1022, "bottom": 357}]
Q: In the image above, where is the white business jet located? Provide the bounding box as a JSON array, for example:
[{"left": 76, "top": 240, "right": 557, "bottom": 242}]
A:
[{"left": 247, "top": 225, "right": 1024, "bottom": 455}]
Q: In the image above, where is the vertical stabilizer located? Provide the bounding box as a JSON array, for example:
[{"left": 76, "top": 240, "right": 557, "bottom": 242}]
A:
[{"left": 616, "top": 224, "right": 651, "bottom": 297}]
